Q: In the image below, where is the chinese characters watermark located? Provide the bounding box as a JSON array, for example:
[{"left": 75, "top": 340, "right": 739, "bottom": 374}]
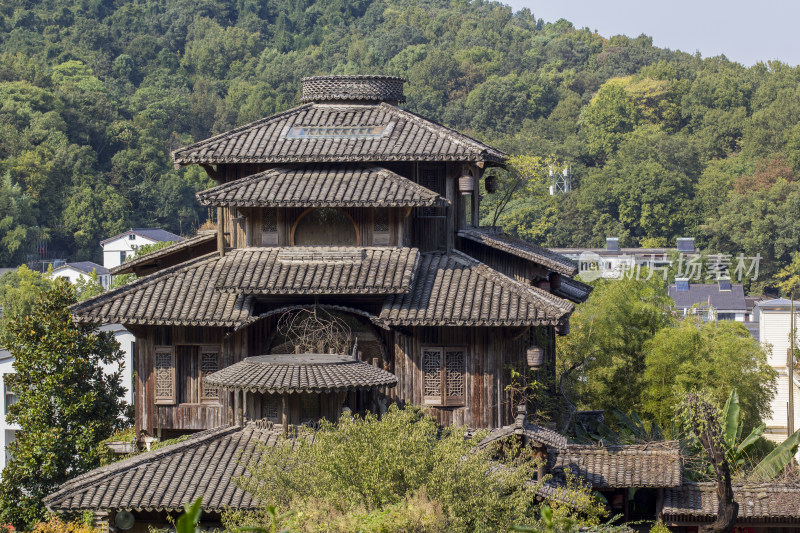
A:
[{"left": 577, "top": 252, "right": 761, "bottom": 282}]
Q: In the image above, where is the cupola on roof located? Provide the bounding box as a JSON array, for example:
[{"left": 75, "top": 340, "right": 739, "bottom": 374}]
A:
[{"left": 301, "top": 75, "right": 405, "bottom": 104}]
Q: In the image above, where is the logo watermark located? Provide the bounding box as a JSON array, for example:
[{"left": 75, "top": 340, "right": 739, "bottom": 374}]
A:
[{"left": 577, "top": 252, "right": 761, "bottom": 282}]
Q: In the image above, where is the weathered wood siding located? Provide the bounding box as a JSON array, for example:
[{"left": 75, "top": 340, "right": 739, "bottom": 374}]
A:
[
  {"left": 136, "top": 326, "right": 248, "bottom": 437},
  {"left": 388, "top": 325, "right": 555, "bottom": 429}
]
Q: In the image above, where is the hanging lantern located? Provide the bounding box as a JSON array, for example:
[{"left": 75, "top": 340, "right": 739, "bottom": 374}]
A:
[
  {"left": 485, "top": 174, "right": 498, "bottom": 193},
  {"left": 458, "top": 174, "right": 474, "bottom": 194},
  {"left": 527, "top": 346, "right": 544, "bottom": 370}
]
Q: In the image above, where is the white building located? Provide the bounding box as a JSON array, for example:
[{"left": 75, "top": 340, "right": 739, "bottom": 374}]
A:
[
  {"left": 100, "top": 228, "right": 182, "bottom": 270},
  {"left": 755, "top": 298, "right": 800, "bottom": 444},
  {"left": 0, "top": 350, "right": 18, "bottom": 475},
  {"left": 52, "top": 261, "right": 111, "bottom": 290},
  {"left": 552, "top": 237, "right": 693, "bottom": 281}
]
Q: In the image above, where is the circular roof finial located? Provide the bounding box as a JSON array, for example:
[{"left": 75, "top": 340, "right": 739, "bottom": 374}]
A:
[{"left": 301, "top": 75, "right": 406, "bottom": 104}]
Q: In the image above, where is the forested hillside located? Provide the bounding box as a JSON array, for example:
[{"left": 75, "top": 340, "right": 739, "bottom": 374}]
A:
[{"left": 2, "top": 0, "right": 800, "bottom": 291}]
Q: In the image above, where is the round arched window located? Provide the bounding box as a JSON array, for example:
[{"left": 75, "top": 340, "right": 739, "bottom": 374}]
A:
[{"left": 292, "top": 208, "right": 359, "bottom": 246}]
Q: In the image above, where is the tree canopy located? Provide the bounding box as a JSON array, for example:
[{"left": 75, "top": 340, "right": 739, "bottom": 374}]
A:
[{"left": 0, "top": 280, "right": 128, "bottom": 529}]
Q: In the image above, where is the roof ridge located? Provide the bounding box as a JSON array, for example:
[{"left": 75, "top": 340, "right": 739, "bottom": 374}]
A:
[
  {"left": 172, "top": 104, "right": 313, "bottom": 162},
  {"left": 71, "top": 253, "right": 220, "bottom": 315}
]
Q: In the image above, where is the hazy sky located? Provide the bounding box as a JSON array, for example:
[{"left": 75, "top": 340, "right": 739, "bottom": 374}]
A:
[{"left": 504, "top": 0, "right": 800, "bottom": 67}]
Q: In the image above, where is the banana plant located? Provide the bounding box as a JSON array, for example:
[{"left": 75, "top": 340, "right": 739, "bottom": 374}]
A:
[
  {"left": 720, "top": 389, "right": 766, "bottom": 468},
  {"left": 719, "top": 388, "right": 800, "bottom": 481}
]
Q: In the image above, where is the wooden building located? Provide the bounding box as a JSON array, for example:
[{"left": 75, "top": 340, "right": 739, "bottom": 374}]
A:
[
  {"left": 46, "top": 75, "right": 596, "bottom": 527},
  {"left": 67, "top": 75, "right": 589, "bottom": 439}
]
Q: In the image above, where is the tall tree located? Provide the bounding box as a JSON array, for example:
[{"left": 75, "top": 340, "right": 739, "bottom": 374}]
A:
[{"left": 0, "top": 280, "right": 127, "bottom": 528}]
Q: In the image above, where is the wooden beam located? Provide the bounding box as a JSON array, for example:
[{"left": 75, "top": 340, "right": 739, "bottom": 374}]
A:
[{"left": 200, "top": 164, "right": 223, "bottom": 182}]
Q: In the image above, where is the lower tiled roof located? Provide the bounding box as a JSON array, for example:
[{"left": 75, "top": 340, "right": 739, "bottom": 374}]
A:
[
  {"left": 70, "top": 254, "right": 253, "bottom": 327},
  {"left": 663, "top": 482, "right": 800, "bottom": 522},
  {"left": 44, "top": 424, "right": 283, "bottom": 512},
  {"left": 457, "top": 228, "right": 577, "bottom": 276},
  {"left": 380, "top": 251, "right": 573, "bottom": 327},
  {"left": 215, "top": 247, "right": 419, "bottom": 295},
  {"left": 550, "top": 441, "right": 682, "bottom": 488},
  {"left": 204, "top": 354, "right": 398, "bottom": 393}
]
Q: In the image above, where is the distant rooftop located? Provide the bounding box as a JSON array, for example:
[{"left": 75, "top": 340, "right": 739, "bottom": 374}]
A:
[
  {"left": 668, "top": 281, "right": 747, "bottom": 311},
  {"left": 100, "top": 228, "right": 183, "bottom": 246},
  {"left": 758, "top": 297, "right": 800, "bottom": 309},
  {"left": 53, "top": 261, "right": 109, "bottom": 276}
]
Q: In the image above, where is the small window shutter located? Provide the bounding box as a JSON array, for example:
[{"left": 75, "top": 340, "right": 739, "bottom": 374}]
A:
[
  {"left": 154, "top": 346, "right": 175, "bottom": 405},
  {"left": 261, "top": 208, "right": 278, "bottom": 245},
  {"left": 443, "top": 348, "right": 466, "bottom": 406},
  {"left": 200, "top": 346, "right": 221, "bottom": 402},
  {"left": 422, "top": 348, "right": 443, "bottom": 406}
]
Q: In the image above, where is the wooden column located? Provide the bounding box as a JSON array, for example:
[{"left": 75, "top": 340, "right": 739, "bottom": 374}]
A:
[
  {"left": 217, "top": 207, "right": 226, "bottom": 257},
  {"left": 234, "top": 388, "right": 242, "bottom": 426},
  {"left": 282, "top": 395, "right": 288, "bottom": 435}
]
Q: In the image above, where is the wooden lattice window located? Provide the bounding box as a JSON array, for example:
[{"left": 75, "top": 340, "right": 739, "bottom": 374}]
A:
[
  {"left": 154, "top": 346, "right": 175, "bottom": 405},
  {"left": 422, "top": 347, "right": 466, "bottom": 406},
  {"left": 200, "top": 347, "right": 220, "bottom": 402},
  {"left": 261, "top": 208, "right": 278, "bottom": 245},
  {"left": 373, "top": 208, "right": 390, "bottom": 245}
]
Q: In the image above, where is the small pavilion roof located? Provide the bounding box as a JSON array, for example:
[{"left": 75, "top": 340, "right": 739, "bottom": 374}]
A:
[
  {"left": 45, "top": 423, "right": 282, "bottom": 513},
  {"left": 197, "top": 164, "right": 448, "bottom": 208},
  {"left": 172, "top": 102, "right": 506, "bottom": 166},
  {"left": 204, "top": 354, "right": 398, "bottom": 393},
  {"left": 663, "top": 481, "right": 800, "bottom": 523},
  {"left": 380, "top": 251, "right": 573, "bottom": 327},
  {"left": 553, "top": 276, "right": 593, "bottom": 304}
]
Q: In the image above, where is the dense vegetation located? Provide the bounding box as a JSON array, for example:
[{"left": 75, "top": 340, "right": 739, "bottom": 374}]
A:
[
  {"left": 557, "top": 276, "right": 776, "bottom": 434},
  {"left": 226, "top": 405, "right": 616, "bottom": 533},
  {"left": 1, "top": 0, "right": 799, "bottom": 291}
]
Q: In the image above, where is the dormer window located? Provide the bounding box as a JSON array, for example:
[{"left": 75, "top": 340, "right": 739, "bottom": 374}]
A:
[
  {"left": 292, "top": 208, "right": 359, "bottom": 246},
  {"left": 128, "top": 234, "right": 135, "bottom": 240}
]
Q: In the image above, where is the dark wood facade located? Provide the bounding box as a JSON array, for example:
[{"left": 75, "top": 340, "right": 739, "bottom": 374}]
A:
[{"left": 76, "top": 76, "right": 579, "bottom": 439}]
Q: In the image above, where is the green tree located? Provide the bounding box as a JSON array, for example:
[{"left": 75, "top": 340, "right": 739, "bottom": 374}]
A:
[
  {"left": 556, "top": 276, "right": 675, "bottom": 418},
  {"left": 642, "top": 319, "right": 776, "bottom": 431},
  {"left": 0, "top": 264, "right": 54, "bottom": 338},
  {"left": 0, "top": 280, "right": 127, "bottom": 528},
  {"left": 580, "top": 82, "right": 638, "bottom": 163}
]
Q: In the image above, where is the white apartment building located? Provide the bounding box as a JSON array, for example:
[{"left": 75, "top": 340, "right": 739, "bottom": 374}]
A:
[{"left": 756, "top": 298, "right": 800, "bottom": 444}]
